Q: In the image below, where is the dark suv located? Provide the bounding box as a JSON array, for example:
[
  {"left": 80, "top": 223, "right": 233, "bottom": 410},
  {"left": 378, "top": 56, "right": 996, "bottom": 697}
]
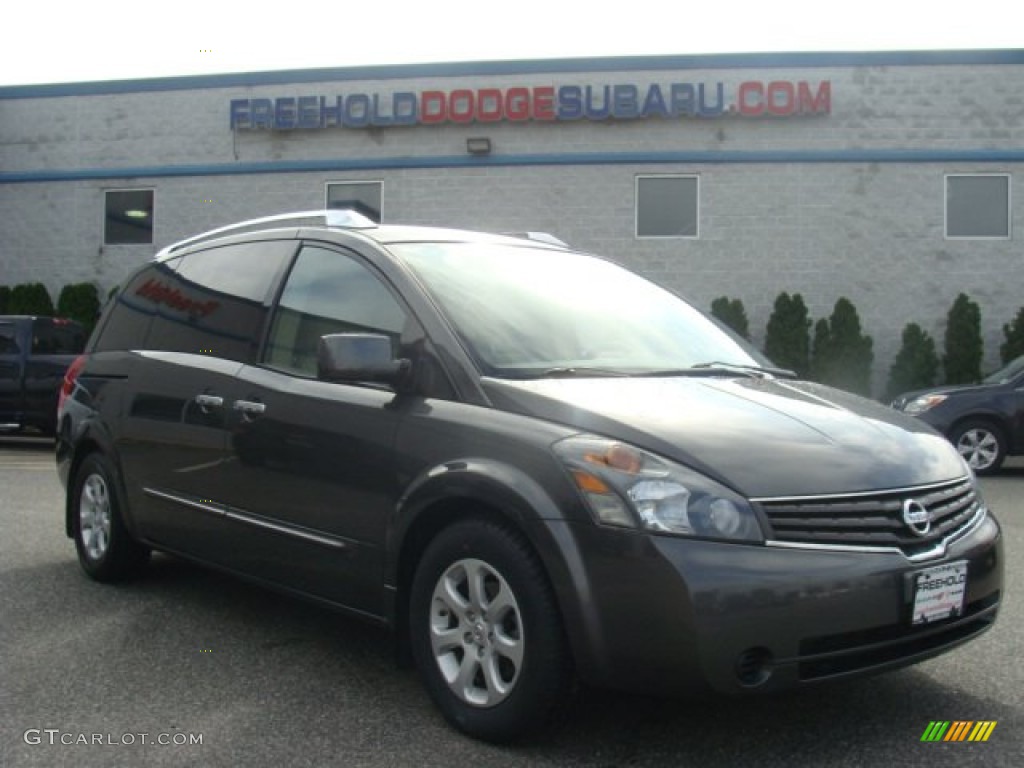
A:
[
  {"left": 892, "top": 355, "right": 1024, "bottom": 475},
  {"left": 1, "top": 315, "right": 86, "bottom": 435},
  {"left": 57, "top": 211, "right": 1002, "bottom": 741}
]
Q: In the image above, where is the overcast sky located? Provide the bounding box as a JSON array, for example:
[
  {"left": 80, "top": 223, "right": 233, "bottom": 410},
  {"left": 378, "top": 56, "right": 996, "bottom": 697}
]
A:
[{"left": 3, "top": 0, "right": 1019, "bottom": 86}]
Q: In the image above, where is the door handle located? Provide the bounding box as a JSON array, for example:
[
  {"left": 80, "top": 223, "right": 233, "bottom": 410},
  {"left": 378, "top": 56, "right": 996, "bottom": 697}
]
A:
[
  {"left": 233, "top": 399, "right": 266, "bottom": 419},
  {"left": 194, "top": 394, "right": 224, "bottom": 411}
]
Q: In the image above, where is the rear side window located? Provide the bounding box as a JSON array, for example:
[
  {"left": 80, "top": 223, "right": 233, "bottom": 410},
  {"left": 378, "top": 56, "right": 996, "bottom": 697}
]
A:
[
  {"left": 265, "top": 245, "right": 407, "bottom": 375},
  {"left": 31, "top": 320, "right": 86, "bottom": 354},
  {"left": 143, "top": 240, "right": 295, "bottom": 362},
  {"left": 0, "top": 323, "right": 19, "bottom": 354},
  {"left": 93, "top": 264, "right": 173, "bottom": 352}
]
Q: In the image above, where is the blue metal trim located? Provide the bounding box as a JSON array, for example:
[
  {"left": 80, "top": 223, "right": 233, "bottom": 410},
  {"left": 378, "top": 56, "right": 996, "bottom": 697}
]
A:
[
  {"left": 2, "top": 49, "right": 1023, "bottom": 99},
  {"left": 3, "top": 149, "right": 1024, "bottom": 184}
]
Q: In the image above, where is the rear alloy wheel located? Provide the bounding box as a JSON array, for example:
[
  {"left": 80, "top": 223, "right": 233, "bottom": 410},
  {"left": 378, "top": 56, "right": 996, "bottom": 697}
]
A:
[
  {"left": 72, "top": 453, "right": 150, "bottom": 581},
  {"left": 950, "top": 420, "right": 1007, "bottom": 475},
  {"left": 410, "top": 519, "right": 572, "bottom": 742}
]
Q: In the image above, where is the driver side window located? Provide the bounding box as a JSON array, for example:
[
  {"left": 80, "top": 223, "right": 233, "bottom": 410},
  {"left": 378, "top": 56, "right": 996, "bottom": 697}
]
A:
[{"left": 265, "top": 245, "right": 407, "bottom": 377}]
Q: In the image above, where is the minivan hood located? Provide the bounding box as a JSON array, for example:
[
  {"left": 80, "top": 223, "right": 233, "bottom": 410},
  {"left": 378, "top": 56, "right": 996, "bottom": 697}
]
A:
[{"left": 482, "top": 376, "right": 966, "bottom": 498}]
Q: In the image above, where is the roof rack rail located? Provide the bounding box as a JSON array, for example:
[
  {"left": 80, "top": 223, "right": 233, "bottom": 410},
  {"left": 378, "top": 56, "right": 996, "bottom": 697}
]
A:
[
  {"left": 156, "top": 209, "right": 377, "bottom": 260},
  {"left": 502, "top": 231, "right": 570, "bottom": 248}
]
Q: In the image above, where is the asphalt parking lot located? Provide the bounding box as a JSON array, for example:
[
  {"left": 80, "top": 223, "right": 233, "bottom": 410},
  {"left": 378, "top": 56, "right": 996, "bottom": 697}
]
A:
[{"left": 1, "top": 435, "right": 1021, "bottom": 767}]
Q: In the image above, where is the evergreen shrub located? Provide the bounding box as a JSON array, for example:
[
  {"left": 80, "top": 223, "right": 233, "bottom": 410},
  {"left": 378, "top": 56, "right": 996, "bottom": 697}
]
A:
[
  {"left": 710, "top": 296, "right": 750, "bottom": 340},
  {"left": 811, "top": 297, "right": 874, "bottom": 396},
  {"left": 885, "top": 323, "right": 939, "bottom": 400},
  {"left": 943, "top": 293, "right": 982, "bottom": 384},
  {"left": 763, "top": 292, "right": 811, "bottom": 378},
  {"left": 57, "top": 283, "right": 102, "bottom": 335},
  {"left": 1000, "top": 306, "right": 1024, "bottom": 364}
]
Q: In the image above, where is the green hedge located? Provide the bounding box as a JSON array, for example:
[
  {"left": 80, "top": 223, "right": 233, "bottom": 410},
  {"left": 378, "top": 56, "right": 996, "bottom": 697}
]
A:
[
  {"left": 0, "top": 282, "right": 102, "bottom": 336},
  {"left": 57, "top": 283, "right": 102, "bottom": 336},
  {"left": 6, "top": 283, "right": 55, "bottom": 316}
]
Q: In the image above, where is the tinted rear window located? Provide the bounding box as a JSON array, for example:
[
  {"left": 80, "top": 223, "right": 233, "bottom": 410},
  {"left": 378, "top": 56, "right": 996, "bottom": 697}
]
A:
[
  {"left": 92, "top": 264, "right": 168, "bottom": 352},
  {"left": 96, "top": 240, "right": 295, "bottom": 362}
]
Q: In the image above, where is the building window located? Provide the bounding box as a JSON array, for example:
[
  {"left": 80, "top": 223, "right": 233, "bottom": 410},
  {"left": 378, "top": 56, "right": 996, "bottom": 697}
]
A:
[
  {"left": 326, "top": 181, "right": 382, "bottom": 223},
  {"left": 104, "top": 189, "right": 154, "bottom": 245},
  {"left": 636, "top": 175, "right": 699, "bottom": 238},
  {"left": 945, "top": 174, "right": 1011, "bottom": 239}
]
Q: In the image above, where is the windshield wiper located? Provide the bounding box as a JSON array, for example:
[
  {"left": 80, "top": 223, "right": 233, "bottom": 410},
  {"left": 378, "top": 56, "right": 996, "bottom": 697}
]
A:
[
  {"left": 518, "top": 363, "right": 797, "bottom": 380},
  {"left": 691, "top": 362, "right": 797, "bottom": 379},
  {"left": 638, "top": 363, "right": 796, "bottom": 379},
  {"left": 533, "top": 366, "right": 633, "bottom": 379}
]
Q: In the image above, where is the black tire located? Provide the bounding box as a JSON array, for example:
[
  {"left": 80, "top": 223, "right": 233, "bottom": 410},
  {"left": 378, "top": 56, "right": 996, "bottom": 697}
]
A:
[
  {"left": 409, "top": 518, "right": 573, "bottom": 742},
  {"left": 949, "top": 419, "right": 1007, "bottom": 475},
  {"left": 71, "top": 453, "right": 150, "bottom": 582}
]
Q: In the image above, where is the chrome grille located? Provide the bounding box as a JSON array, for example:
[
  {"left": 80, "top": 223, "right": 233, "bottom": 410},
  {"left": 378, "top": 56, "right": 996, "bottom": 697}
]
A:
[{"left": 757, "top": 478, "right": 982, "bottom": 559}]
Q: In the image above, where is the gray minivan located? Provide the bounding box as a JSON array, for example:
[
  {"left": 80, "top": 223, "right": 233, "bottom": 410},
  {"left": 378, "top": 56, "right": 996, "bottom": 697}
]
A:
[{"left": 57, "top": 211, "right": 1002, "bottom": 741}]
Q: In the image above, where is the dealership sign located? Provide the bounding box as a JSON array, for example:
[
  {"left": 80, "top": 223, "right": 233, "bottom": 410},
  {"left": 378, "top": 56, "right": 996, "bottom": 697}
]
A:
[{"left": 229, "top": 80, "right": 830, "bottom": 130}]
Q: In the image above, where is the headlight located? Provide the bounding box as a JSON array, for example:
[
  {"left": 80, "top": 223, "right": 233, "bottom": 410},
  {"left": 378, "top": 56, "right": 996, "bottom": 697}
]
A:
[
  {"left": 553, "top": 435, "right": 763, "bottom": 543},
  {"left": 903, "top": 394, "right": 947, "bottom": 414}
]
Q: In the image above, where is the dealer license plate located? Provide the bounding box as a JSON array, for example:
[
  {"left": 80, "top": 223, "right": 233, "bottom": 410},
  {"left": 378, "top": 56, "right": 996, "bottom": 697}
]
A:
[{"left": 911, "top": 561, "right": 968, "bottom": 626}]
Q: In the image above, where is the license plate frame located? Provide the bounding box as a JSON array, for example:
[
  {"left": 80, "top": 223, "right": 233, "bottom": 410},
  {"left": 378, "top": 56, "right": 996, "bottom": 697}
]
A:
[{"left": 910, "top": 560, "right": 968, "bottom": 626}]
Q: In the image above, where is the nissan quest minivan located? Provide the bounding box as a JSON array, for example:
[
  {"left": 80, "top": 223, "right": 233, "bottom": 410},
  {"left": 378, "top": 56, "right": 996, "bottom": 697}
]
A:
[{"left": 56, "top": 210, "right": 1002, "bottom": 742}]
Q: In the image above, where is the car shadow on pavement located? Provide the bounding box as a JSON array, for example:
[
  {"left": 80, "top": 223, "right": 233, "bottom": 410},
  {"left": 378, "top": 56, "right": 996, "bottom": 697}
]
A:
[
  {"left": 0, "top": 434, "right": 55, "bottom": 451},
  {"left": 533, "top": 673, "right": 1010, "bottom": 763},
  {"left": 993, "top": 465, "right": 1024, "bottom": 479}
]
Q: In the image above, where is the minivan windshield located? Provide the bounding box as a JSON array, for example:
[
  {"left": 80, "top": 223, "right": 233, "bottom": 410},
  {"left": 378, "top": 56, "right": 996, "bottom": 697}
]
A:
[{"left": 394, "top": 242, "right": 767, "bottom": 378}]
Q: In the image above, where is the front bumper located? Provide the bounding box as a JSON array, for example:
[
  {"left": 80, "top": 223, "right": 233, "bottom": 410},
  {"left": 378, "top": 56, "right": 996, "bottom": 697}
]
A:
[{"left": 558, "top": 511, "right": 1002, "bottom": 697}]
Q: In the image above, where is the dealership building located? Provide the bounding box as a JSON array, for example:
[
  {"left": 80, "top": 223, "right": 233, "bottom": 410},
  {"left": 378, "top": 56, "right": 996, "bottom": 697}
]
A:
[{"left": 1, "top": 49, "right": 1021, "bottom": 393}]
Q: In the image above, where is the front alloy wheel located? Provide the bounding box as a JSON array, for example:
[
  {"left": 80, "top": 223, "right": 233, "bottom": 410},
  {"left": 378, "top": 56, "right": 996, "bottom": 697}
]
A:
[
  {"left": 429, "top": 557, "right": 524, "bottom": 708},
  {"left": 410, "top": 519, "right": 572, "bottom": 742}
]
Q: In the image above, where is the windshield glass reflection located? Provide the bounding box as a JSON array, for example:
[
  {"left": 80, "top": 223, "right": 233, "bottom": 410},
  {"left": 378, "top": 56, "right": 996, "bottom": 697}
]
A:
[{"left": 395, "top": 242, "right": 764, "bottom": 378}]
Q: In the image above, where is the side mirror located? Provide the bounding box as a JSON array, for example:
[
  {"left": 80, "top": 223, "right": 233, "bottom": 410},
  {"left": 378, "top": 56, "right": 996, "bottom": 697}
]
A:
[{"left": 317, "top": 333, "right": 410, "bottom": 387}]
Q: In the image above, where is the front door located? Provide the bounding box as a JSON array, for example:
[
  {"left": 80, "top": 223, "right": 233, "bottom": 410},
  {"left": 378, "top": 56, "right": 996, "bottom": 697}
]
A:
[{"left": 217, "top": 243, "right": 416, "bottom": 616}]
